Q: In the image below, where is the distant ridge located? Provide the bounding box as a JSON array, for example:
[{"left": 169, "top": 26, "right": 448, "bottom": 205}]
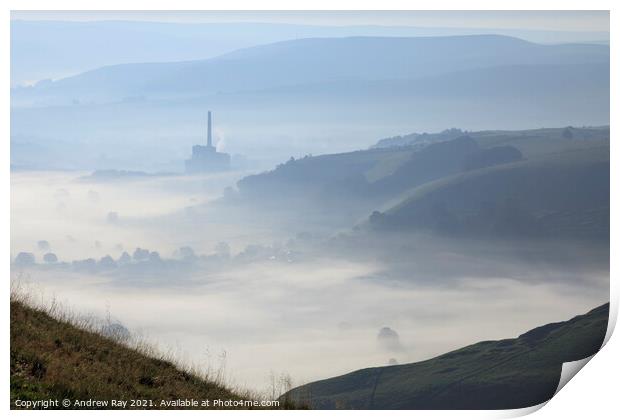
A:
[
  {"left": 12, "top": 35, "right": 609, "bottom": 106},
  {"left": 11, "top": 19, "right": 609, "bottom": 86}
]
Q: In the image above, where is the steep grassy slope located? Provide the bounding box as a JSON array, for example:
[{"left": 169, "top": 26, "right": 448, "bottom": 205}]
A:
[
  {"left": 10, "top": 300, "right": 254, "bottom": 409},
  {"left": 235, "top": 127, "right": 609, "bottom": 236},
  {"left": 238, "top": 127, "right": 608, "bottom": 202},
  {"left": 237, "top": 136, "right": 523, "bottom": 205},
  {"left": 369, "top": 146, "right": 609, "bottom": 240},
  {"left": 368, "top": 136, "right": 522, "bottom": 197},
  {"left": 284, "top": 303, "right": 609, "bottom": 409}
]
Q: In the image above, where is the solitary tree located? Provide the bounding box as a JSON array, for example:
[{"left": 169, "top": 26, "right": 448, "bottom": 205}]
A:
[{"left": 43, "top": 253, "right": 58, "bottom": 264}]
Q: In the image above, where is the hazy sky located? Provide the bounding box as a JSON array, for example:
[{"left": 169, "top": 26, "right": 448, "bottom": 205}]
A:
[{"left": 11, "top": 10, "right": 609, "bottom": 32}]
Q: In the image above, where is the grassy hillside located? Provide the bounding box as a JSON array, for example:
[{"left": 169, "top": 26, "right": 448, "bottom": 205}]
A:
[
  {"left": 375, "top": 126, "right": 609, "bottom": 159},
  {"left": 368, "top": 146, "right": 609, "bottom": 240},
  {"left": 237, "top": 135, "right": 525, "bottom": 205},
  {"left": 238, "top": 127, "right": 609, "bottom": 201},
  {"left": 235, "top": 126, "right": 609, "bottom": 237},
  {"left": 469, "top": 126, "right": 609, "bottom": 158},
  {"left": 10, "top": 300, "right": 285, "bottom": 409},
  {"left": 284, "top": 303, "right": 609, "bottom": 409}
]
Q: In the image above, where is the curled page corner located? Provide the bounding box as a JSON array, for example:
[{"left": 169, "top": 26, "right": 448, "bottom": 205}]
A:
[
  {"left": 502, "top": 401, "right": 547, "bottom": 418},
  {"left": 551, "top": 303, "right": 616, "bottom": 398},
  {"left": 553, "top": 355, "right": 595, "bottom": 397},
  {"left": 602, "top": 300, "right": 618, "bottom": 347}
]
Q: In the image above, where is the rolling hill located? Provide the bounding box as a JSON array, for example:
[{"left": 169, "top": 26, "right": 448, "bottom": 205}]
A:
[
  {"left": 11, "top": 19, "right": 609, "bottom": 87},
  {"left": 12, "top": 35, "right": 609, "bottom": 106},
  {"left": 234, "top": 126, "right": 609, "bottom": 238},
  {"left": 283, "top": 303, "right": 609, "bottom": 409},
  {"left": 368, "top": 145, "right": 609, "bottom": 240}
]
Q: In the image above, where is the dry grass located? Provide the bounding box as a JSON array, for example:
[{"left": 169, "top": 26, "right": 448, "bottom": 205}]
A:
[{"left": 10, "top": 282, "right": 298, "bottom": 409}]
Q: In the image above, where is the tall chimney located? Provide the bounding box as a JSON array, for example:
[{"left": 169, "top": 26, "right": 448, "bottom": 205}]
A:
[{"left": 207, "top": 111, "right": 213, "bottom": 148}]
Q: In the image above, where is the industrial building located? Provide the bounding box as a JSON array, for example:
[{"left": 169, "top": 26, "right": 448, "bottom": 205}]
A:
[{"left": 185, "top": 111, "right": 230, "bottom": 173}]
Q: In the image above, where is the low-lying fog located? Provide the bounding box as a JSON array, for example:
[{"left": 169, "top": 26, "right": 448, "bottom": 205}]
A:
[{"left": 11, "top": 170, "right": 609, "bottom": 392}]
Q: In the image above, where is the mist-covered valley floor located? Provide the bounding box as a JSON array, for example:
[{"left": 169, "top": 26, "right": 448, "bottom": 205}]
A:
[
  {"left": 10, "top": 164, "right": 609, "bottom": 392},
  {"left": 8, "top": 13, "right": 611, "bottom": 409}
]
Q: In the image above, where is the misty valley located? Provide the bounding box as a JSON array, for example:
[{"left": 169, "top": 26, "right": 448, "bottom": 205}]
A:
[
  {"left": 11, "top": 125, "right": 609, "bottom": 397},
  {"left": 9, "top": 16, "right": 610, "bottom": 410}
]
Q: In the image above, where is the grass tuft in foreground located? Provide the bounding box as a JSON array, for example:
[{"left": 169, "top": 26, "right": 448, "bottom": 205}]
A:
[{"left": 10, "top": 293, "right": 295, "bottom": 409}]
